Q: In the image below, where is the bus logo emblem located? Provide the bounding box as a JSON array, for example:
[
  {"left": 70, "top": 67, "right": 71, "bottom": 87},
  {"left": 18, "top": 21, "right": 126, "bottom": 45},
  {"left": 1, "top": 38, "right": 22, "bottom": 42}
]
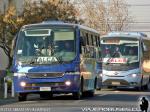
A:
[
  {"left": 114, "top": 72, "right": 118, "bottom": 75},
  {"left": 44, "top": 74, "right": 47, "bottom": 77}
]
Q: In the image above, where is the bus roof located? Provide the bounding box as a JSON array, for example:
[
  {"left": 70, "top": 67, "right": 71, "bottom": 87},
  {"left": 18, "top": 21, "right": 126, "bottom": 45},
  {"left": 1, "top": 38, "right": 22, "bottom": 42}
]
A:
[
  {"left": 22, "top": 21, "right": 99, "bottom": 34},
  {"left": 102, "top": 31, "right": 150, "bottom": 40}
]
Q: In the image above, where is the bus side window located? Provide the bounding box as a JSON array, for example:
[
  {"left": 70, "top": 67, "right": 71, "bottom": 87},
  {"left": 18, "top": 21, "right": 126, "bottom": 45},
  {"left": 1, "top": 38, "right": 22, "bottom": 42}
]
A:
[
  {"left": 80, "top": 36, "right": 86, "bottom": 46},
  {"left": 91, "top": 34, "right": 94, "bottom": 46},
  {"left": 88, "top": 34, "right": 92, "bottom": 46},
  {"left": 80, "top": 36, "right": 85, "bottom": 54},
  {"left": 143, "top": 41, "right": 150, "bottom": 60},
  {"left": 86, "top": 33, "right": 89, "bottom": 45},
  {"left": 94, "top": 36, "right": 97, "bottom": 46},
  {"left": 142, "top": 40, "right": 150, "bottom": 73},
  {"left": 97, "top": 36, "right": 100, "bottom": 47},
  {"left": 80, "top": 31, "right": 86, "bottom": 54}
]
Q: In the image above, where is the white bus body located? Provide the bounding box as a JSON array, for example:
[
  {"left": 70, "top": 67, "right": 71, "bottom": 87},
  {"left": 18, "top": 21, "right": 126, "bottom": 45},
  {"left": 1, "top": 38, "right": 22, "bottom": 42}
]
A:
[{"left": 101, "top": 32, "right": 150, "bottom": 90}]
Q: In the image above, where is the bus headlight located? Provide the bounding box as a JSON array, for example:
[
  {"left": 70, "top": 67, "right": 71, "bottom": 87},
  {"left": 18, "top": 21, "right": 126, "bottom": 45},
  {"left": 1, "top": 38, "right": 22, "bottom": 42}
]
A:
[
  {"left": 20, "top": 81, "right": 26, "bottom": 87},
  {"left": 99, "top": 73, "right": 103, "bottom": 77},
  {"left": 65, "top": 81, "right": 71, "bottom": 86},
  {"left": 132, "top": 74, "right": 137, "bottom": 78}
]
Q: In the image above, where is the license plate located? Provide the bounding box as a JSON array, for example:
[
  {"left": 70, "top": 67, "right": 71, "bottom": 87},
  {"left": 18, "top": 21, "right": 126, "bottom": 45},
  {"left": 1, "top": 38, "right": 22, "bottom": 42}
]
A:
[
  {"left": 40, "top": 87, "right": 51, "bottom": 91},
  {"left": 112, "top": 82, "right": 120, "bottom": 85}
]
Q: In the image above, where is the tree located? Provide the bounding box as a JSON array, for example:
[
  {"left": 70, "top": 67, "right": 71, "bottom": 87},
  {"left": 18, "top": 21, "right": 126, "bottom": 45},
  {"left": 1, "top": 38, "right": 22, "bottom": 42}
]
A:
[
  {"left": 21, "top": 0, "right": 79, "bottom": 24},
  {"left": 0, "top": 0, "right": 79, "bottom": 68},
  {"left": 76, "top": 0, "right": 132, "bottom": 34},
  {"left": 0, "top": 6, "right": 23, "bottom": 68}
]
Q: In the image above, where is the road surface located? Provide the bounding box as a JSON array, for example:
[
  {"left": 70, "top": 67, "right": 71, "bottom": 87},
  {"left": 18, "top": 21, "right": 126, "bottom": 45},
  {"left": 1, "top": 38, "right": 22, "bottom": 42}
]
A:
[{"left": 0, "top": 88, "right": 150, "bottom": 112}]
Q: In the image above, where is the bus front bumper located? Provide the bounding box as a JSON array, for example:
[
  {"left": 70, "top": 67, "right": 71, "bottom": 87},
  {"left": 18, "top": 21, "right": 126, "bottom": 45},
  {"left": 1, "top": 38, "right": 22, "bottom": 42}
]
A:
[
  {"left": 102, "top": 74, "right": 142, "bottom": 88},
  {"left": 13, "top": 74, "right": 80, "bottom": 93}
]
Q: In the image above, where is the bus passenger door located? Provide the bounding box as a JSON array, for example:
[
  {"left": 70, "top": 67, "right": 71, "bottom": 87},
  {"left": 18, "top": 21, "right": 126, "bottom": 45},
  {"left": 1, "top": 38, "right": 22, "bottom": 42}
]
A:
[{"left": 141, "top": 40, "right": 150, "bottom": 86}]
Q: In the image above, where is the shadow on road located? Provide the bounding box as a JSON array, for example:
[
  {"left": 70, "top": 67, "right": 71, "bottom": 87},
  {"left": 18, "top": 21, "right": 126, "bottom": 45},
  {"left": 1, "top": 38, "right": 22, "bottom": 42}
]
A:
[
  {"left": 102, "top": 86, "right": 150, "bottom": 92},
  {"left": 1, "top": 89, "right": 150, "bottom": 107},
  {"left": 0, "top": 98, "right": 17, "bottom": 106},
  {"left": 87, "top": 93, "right": 150, "bottom": 102}
]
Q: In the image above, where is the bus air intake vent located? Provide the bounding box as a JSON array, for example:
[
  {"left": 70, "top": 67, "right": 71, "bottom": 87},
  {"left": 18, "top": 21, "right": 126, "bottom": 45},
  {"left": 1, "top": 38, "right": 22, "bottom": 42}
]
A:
[{"left": 26, "top": 73, "right": 63, "bottom": 78}]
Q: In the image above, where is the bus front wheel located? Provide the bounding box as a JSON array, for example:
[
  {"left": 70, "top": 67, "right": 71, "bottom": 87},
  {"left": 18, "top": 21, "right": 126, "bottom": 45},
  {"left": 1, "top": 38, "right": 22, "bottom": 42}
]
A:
[
  {"left": 18, "top": 93, "right": 27, "bottom": 101},
  {"left": 72, "top": 91, "right": 81, "bottom": 100},
  {"left": 72, "top": 78, "right": 83, "bottom": 100},
  {"left": 143, "top": 84, "right": 148, "bottom": 90}
]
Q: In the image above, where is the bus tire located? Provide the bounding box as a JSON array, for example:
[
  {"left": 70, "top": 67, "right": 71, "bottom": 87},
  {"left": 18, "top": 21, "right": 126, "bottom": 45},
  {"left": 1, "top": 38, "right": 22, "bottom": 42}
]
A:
[
  {"left": 72, "top": 91, "right": 81, "bottom": 100},
  {"left": 143, "top": 84, "right": 148, "bottom": 90},
  {"left": 87, "top": 90, "right": 95, "bottom": 97},
  {"left": 18, "top": 93, "right": 27, "bottom": 101},
  {"left": 72, "top": 78, "right": 83, "bottom": 100},
  {"left": 136, "top": 86, "right": 142, "bottom": 91},
  {"left": 95, "top": 77, "right": 101, "bottom": 90},
  {"left": 136, "top": 83, "right": 143, "bottom": 91},
  {"left": 136, "top": 78, "right": 143, "bottom": 91}
]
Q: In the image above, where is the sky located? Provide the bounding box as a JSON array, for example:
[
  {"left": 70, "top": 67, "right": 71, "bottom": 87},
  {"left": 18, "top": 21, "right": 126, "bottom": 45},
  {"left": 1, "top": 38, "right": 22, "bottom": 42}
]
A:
[
  {"left": 101, "top": 0, "right": 150, "bottom": 36},
  {"left": 126, "top": 0, "right": 150, "bottom": 36},
  {"left": 127, "top": 0, "right": 150, "bottom": 22}
]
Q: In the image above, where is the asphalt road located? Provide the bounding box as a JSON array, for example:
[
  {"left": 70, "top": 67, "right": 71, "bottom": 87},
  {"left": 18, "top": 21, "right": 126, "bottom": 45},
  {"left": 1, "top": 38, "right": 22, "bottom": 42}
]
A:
[{"left": 0, "top": 87, "right": 150, "bottom": 112}]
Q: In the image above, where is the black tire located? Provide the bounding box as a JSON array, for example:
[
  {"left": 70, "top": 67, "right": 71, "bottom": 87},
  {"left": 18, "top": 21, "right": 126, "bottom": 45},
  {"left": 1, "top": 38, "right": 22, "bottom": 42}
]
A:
[
  {"left": 143, "top": 84, "right": 148, "bottom": 90},
  {"left": 136, "top": 86, "right": 142, "bottom": 91},
  {"left": 136, "top": 78, "right": 144, "bottom": 91},
  {"left": 86, "top": 90, "right": 95, "bottom": 97},
  {"left": 95, "top": 78, "right": 101, "bottom": 90},
  {"left": 73, "top": 78, "right": 83, "bottom": 100},
  {"left": 136, "top": 83, "right": 143, "bottom": 91},
  {"left": 18, "top": 93, "right": 27, "bottom": 101},
  {"left": 72, "top": 91, "right": 81, "bottom": 100}
]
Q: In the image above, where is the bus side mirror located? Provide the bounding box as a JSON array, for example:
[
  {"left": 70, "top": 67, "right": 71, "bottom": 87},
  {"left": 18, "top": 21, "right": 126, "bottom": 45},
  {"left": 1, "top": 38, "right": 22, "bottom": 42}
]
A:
[{"left": 11, "top": 33, "right": 18, "bottom": 56}]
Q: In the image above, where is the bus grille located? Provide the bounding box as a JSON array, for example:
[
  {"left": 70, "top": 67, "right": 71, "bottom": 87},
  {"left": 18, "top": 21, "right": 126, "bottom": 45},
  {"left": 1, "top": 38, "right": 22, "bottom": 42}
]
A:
[
  {"left": 26, "top": 82, "right": 64, "bottom": 87},
  {"left": 26, "top": 73, "right": 63, "bottom": 78}
]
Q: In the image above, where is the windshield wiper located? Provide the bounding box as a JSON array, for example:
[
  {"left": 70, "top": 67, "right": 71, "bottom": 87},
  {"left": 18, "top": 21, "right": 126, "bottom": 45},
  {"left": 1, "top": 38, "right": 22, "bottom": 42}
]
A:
[
  {"left": 29, "top": 57, "right": 38, "bottom": 65},
  {"left": 55, "top": 56, "right": 63, "bottom": 64}
]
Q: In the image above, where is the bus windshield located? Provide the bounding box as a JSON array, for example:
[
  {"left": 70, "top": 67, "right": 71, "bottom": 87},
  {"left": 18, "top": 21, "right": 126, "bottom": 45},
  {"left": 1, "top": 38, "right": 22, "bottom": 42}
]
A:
[
  {"left": 16, "top": 27, "right": 76, "bottom": 64},
  {"left": 101, "top": 40, "right": 139, "bottom": 64}
]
